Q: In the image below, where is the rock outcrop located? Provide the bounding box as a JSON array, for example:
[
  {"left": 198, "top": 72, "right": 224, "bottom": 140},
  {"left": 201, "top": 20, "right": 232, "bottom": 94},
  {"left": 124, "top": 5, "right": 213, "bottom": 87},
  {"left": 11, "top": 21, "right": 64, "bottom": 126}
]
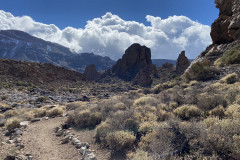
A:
[
  {"left": 112, "top": 43, "right": 157, "bottom": 87},
  {"left": 176, "top": 51, "right": 190, "bottom": 74},
  {"left": 185, "top": 0, "right": 240, "bottom": 81},
  {"left": 83, "top": 64, "right": 101, "bottom": 81},
  {"left": 211, "top": 0, "right": 240, "bottom": 44}
]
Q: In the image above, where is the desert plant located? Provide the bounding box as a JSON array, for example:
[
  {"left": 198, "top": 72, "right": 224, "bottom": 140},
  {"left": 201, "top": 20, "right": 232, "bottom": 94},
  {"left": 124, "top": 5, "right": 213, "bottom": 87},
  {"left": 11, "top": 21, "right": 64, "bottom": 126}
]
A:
[
  {"left": 173, "top": 105, "right": 202, "bottom": 120},
  {"left": 127, "top": 150, "right": 152, "bottom": 160},
  {"left": 185, "top": 59, "right": 216, "bottom": 81},
  {"left": 5, "top": 118, "right": 21, "bottom": 132},
  {"left": 106, "top": 130, "right": 136, "bottom": 152},
  {"left": 209, "top": 106, "right": 225, "bottom": 118},
  {"left": 138, "top": 121, "right": 158, "bottom": 135},
  {"left": 220, "top": 73, "right": 239, "bottom": 84},
  {"left": 215, "top": 44, "right": 240, "bottom": 66},
  {"left": 225, "top": 104, "right": 240, "bottom": 118},
  {"left": 46, "top": 107, "right": 64, "bottom": 117}
]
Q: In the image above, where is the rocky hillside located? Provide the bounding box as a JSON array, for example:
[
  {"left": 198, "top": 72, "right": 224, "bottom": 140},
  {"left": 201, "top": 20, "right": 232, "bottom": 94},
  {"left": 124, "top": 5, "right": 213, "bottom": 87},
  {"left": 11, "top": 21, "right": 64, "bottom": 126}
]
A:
[
  {"left": 185, "top": 0, "right": 240, "bottom": 81},
  {"left": 0, "top": 59, "right": 87, "bottom": 86},
  {"left": 0, "top": 30, "right": 115, "bottom": 72}
]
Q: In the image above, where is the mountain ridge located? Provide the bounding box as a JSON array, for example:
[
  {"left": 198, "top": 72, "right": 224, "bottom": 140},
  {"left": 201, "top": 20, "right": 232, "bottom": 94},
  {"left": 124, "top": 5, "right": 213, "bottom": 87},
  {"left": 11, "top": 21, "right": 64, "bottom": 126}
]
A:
[{"left": 0, "top": 30, "right": 115, "bottom": 72}]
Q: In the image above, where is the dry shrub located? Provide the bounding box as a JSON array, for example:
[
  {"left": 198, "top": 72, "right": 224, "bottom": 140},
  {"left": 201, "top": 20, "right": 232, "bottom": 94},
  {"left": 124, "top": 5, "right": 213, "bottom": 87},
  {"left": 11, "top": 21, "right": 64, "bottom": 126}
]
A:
[
  {"left": 32, "top": 108, "right": 46, "bottom": 118},
  {"left": 68, "top": 109, "right": 102, "bottom": 129},
  {"left": 220, "top": 73, "right": 239, "bottom": 84},
  {"left": 233, "top": 135, "right": 240, "bottom": 155},
  {"left": 127, "top": 150, "right": 151, "bottom": 160},
  {"left": 5, "top": 117, "right": 21, "bottom": 132},
  {"left": 46, "top": 107, "right": 64, "bottom": 117},
  {"left": 197, "top": 94, "right": 226, "bottom": 111},
  {"left": 95, "top": 120, "right": 113, "bottom": 143},
  {"left": 151, "top": 81, "right": 176, "bottom": 94},
  {"left": 225, "top": 87, "right": 240, "bottom": 105},
  {"left": 169, "top": 102, "right": 178, "bottom": 110},
  {"left": 209, "top": 106, "right": 225, "bottom": 118},
  {"left": 203, "top": 117, "right": 220, "bottom": 128},
  {"left": 173, "top": 105, "right": 202, "bottom": 120},
  {"left": 4, "top": 109, "right": 19, "bottom": 118},
  {"left": 133, "top": 96, "right": 157, "bottom": 107},
  {"left": 203, "top": 119, "right": 240, "bottom": 158},
  {"left": 225, "top": 104, "right": 240, "bottom": 118},
  {"left": 139, "top": 121, "right": 186, "bottom": 156},
  {"left": 138, "top": 121, "right": 158, "bottom": 135},
  {"left": 156, "top": 108, "right": 173, "bottom": 121},
  {"left": 106, "top": 130, "right": 136, "bottom": 152},
  {"left": 66, "top": 101, "right": 88, "bottom": 111}
]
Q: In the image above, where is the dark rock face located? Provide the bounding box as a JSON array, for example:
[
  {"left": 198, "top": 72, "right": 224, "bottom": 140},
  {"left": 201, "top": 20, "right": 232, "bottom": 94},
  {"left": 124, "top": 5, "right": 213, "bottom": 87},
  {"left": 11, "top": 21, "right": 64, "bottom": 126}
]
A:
[
  {"left": 112, "top": 43, "right": 157, "bottom": 87},
  {"left": 83, "top": 64, "right": 101, "bottom": 81},
  {"left": 176, "top": 51, "right": 190, "bottom": 74},
  {"left": 211, "top": 0, "right": 240, "bottom": 44}
]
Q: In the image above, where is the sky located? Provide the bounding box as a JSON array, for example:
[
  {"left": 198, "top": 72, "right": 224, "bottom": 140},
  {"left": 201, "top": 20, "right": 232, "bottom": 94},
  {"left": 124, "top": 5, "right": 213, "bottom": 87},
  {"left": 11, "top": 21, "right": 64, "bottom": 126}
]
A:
[{"left": 0, "top": 0, "right": 219, "bottom": 60}]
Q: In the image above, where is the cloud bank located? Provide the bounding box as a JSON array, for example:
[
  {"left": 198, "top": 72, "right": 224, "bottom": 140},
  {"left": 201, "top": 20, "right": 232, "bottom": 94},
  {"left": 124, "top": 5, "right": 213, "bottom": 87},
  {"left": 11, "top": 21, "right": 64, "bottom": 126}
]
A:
[{"left": 0, "top": 10, "right": 212, "bottom": 60}]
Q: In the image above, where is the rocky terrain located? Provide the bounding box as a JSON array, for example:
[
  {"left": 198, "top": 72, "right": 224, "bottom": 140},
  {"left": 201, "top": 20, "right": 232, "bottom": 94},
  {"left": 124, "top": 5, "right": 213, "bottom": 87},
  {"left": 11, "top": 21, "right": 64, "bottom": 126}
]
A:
[
  {"left": 0, "top": 30, "right": 115, "bottom": 72},
  {"left": 0, "top": 0, "right": 240, "bottom": 160}
]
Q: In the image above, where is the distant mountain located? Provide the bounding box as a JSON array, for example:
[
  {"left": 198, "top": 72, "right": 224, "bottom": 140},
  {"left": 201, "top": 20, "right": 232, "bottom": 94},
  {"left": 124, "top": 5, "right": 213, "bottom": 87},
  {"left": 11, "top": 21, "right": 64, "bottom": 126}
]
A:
[
  {"left": 152, "top": 59, "right": 193, "bottom": 68},
  {"left": 0, "top": 30, "right": 115, "bottom": 72}
]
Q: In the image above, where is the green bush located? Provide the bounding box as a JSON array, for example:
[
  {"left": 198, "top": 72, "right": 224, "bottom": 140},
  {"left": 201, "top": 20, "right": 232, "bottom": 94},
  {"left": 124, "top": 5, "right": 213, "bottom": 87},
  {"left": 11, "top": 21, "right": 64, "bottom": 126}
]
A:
[
  {"left": 185, "top": 59, "right": 216, "bottom": 81},
  {"left": 106, "top": 130, "right": 136, "bottom": 152},
  {"left": 215, "top": 44, "right": 240, "bottom": 66}
]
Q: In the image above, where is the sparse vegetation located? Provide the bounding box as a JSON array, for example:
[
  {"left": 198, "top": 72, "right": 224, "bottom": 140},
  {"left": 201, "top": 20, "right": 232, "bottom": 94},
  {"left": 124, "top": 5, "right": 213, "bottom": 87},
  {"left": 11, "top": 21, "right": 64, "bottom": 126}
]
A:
[
  {"left": 185, "top": 59, "right": 216, "bottom": 81},
  {"left": 215, "top": 44, "right": 240, "bottom": 66},
  {"left": 5, "top": 117, "right": 21, "bottom": 132}
]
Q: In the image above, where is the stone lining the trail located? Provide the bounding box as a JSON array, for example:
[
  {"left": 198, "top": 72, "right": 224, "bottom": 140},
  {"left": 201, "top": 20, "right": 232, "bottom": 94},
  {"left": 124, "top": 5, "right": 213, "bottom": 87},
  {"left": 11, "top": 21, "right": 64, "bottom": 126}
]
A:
[{"left": 55, "top": 125, "right": 97, "bottom": 160}]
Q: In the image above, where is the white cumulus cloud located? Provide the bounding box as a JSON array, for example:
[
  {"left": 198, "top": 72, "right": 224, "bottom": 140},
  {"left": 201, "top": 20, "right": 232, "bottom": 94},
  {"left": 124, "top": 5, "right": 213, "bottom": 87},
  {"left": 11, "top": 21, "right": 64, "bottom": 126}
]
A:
[{"left": 0, "top": 10, "right": 212, "bottom": 60}]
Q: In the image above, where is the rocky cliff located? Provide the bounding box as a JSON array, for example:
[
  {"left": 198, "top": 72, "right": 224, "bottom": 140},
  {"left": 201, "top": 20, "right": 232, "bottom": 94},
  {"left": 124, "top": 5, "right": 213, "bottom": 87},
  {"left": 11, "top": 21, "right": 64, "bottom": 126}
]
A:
[
  {"left": 185, "top": 0, "right": 240, "bottom": 80},
  {"left": 211, "top": 0, "right": 240, "bottom": 44}
]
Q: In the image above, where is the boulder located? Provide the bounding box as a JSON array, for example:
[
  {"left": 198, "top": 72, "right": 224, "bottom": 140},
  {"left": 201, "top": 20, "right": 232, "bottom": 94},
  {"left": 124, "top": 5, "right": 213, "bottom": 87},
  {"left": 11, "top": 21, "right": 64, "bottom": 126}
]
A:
[
  {"left": 176, "top": 51, "right": 190, "bottom": 74},
  {"left": 83, "top": 64, "right": 101, "bottom": 81},
  {"left": 211, "top": 0, "right": 240, "bottom": 44}
]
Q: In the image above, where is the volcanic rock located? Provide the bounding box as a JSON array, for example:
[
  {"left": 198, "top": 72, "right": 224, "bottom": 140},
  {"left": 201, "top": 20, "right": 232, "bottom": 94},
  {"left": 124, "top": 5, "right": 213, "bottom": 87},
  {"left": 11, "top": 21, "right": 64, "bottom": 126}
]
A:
[
  {"left": 211, "top": 0, "right": 240, "bottom": 44},
  {"left": 176, "top": 51, "right": 190, "bottom": 74},
  {"left": 83, "top": 64, "right": 101, "bottom": 81},
  {"left": 112, "top": 43, "right": 157, "bottom": 86}
]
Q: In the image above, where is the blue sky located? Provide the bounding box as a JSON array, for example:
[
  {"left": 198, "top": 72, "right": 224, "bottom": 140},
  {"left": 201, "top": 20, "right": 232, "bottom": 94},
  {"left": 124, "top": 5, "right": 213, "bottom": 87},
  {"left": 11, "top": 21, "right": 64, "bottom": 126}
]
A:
[
  {"left": 0, "top": 0, "right": 218, "bottom": 60},
  {"left": 1, "top": 0, "right": 218, "bottom": 29}
]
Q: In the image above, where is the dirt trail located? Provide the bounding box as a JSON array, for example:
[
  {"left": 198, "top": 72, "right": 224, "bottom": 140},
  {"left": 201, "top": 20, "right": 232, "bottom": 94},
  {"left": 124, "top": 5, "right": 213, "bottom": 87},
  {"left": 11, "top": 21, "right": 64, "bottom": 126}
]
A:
[{"left": 21, "top": 117, "right": 81, "bottom": 160}]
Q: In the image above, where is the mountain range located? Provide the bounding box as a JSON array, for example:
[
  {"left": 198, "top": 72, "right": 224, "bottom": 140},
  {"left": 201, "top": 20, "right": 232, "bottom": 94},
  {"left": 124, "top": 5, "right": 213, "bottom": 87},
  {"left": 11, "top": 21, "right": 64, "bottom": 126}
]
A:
[
  {"left": 0, "top": 30, "right": 115, "bottom": 72},
  {"left": 0, "top": 29, "right": 184, "bottom": 72}
]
